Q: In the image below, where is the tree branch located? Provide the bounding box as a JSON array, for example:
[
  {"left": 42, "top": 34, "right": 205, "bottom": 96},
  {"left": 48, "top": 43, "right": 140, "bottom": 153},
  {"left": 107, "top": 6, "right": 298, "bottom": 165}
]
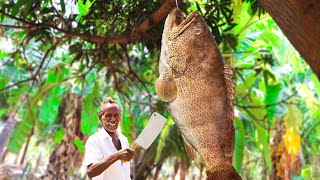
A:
[
  {"left": 133, "top": 0, "right": 182, "bottom": 35},
  {"left": 120, "top": 45, "right": 153, "bottom": 107},
  {"left": 236, "top": 93, "right": 296, "bottom": 109},
  {"left": 0, "top": 10, "right": 33, "bottom": 24},
  {"left": 0, "top": 77, "right": 34, "bottom": 92},
  {"left": 0, "top": 0, "right": 181, "bottom": 44},
  {"left": 302, "top": 121, "right": 319, "bottom": 141},
  {"left": 0, "top": 24, "right": 32, "bottom": 30},
  {"left": 0, "top": 38, "right": 62, "bottom": 92},
  {"left": 241, "top": 106, "right": 269, "bottom": 129},
  {"left": 33, "top": 38, "right": 62, "bottom": 77}
]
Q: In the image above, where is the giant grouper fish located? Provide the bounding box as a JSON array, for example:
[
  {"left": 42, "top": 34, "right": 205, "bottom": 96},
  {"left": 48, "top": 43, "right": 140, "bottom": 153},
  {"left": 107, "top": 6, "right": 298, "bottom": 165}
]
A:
[{"left": 155, "top": 8, "right": 242, "bottom": 180}]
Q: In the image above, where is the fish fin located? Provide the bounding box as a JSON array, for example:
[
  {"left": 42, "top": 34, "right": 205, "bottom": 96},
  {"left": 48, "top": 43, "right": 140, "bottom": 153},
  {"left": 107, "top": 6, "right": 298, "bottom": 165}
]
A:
[
  {"left": 223, "top": 65, "right": 235, "bottom": 121},
  {"left": 207, "top": 165, "right": 242, "bottom": 180},
  {"left": 223, "top": 65, "right": 235, "bottom": 162},
  {"left": 155, "top": 73, "right": 177, "bottom": 102},
  {"left": 181, "top": 134, "right": 198, "bottom": 160}
]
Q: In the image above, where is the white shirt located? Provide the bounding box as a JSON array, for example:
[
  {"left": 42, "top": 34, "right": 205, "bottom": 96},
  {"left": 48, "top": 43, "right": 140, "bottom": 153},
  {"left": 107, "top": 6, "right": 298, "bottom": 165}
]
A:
[{"left": 84, "top": 129, "right": 131, "bottom": 180}]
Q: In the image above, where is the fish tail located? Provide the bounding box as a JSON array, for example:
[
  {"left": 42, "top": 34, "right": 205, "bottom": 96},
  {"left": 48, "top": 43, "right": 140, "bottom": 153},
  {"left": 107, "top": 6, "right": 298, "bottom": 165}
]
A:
[{"left": 206, "top": 165, "right": 242, "bottom": 180}]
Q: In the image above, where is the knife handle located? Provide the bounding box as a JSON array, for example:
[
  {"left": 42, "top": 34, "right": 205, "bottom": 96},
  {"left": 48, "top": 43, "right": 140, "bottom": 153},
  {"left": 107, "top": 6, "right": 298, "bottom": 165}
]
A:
[
  {"left": 121, "top": 141, "right": 139, "bottom": 163},
  {"left": 129, "top": 141, "right": 139, "bottom": 151}
]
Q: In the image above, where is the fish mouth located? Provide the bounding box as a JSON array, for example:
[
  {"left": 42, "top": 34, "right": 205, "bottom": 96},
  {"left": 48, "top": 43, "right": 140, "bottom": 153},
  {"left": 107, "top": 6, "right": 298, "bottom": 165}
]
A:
[{"left": 168, "top": 8, "right": 198, "bottom": 37}]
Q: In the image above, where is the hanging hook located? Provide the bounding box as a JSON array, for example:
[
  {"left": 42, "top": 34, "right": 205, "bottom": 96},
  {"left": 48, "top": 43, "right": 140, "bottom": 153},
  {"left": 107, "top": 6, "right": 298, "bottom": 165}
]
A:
[{"left": 176, "top": 0, "right": 179, "bottom": 9}]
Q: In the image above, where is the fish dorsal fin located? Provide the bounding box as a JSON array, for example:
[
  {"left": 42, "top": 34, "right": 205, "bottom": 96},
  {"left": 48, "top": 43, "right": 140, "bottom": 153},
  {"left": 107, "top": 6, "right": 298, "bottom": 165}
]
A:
[
  {"left": 223, "top": 65, "right": 235, "bottom": 163},
  {"left": 224, "top": 65, "right": 235, "bottom": 118},
  {"left": 181, "top": 134, "right": 199, "bottom": 160}
]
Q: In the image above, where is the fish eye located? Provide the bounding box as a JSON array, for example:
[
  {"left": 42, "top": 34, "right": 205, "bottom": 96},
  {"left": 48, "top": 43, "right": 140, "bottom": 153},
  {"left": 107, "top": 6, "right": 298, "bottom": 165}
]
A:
[
  {"left": 195, "top": 23, "right": 202, "bottom": 35},
  {"left": 195, "top": 27, "right": 201, "bottom": 35}
]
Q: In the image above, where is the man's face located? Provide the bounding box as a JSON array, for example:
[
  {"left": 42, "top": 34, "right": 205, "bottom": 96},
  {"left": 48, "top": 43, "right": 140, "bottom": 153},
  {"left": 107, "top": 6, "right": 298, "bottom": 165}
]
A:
[{"left": 99, "top": 103, "right": 121, "bottom": 133}]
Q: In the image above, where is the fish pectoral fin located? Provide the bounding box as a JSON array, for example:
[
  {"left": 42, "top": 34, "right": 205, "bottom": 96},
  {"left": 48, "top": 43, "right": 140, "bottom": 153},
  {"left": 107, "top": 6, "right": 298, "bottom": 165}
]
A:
[
  {"left": 155, "top": 73, "right": 177, "bottom": 102},
  {"left": 169, "top": 56, "right": 187, "bottom": 77},
  {"left": 181, "top": 134, "right": 198, "bottom": 160}
]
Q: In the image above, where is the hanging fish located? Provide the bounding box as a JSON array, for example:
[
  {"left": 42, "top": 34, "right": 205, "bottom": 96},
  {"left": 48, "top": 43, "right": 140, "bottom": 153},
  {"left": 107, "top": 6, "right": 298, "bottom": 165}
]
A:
[{"left": 155, "top": 8, "right": 241, "bottom": 180}]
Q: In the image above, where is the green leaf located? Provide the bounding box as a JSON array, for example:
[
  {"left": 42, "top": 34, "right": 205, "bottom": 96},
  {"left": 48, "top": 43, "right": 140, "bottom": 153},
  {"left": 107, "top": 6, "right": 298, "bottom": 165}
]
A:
[
  {"left": 32, "top": 83, "right": 58, "bottom": 105},
  {"left": 264, "top": 81, "right": 281, "bottom": 120},
  {"left": 73, "top": 139, "right": 85, "bottom": 153},
  {"left": 81, "top": 85, "right": 99, "bottom": 135},
  {"left": 0, "top": 77, "right": 10, "bottom": 89},
  {"left": 39, "top": 94, "right": 62, "bottom": 124},
  {"left": 263, "top": 69, "right": 276, "bottom": 84},
  {"left": 284, "top": 105, "right": 302, "bottom": 130},
  {"left": 119, "top": 108, "right": 134, "bottom": 143},
  {"left": 1, "top": 66, "right": 19, "bottom": 79},
  {"left": 236, "top": 72, "right": 256, "bottom": 96},
  {"left": 301, "top": 165, "right": 310, "bottom": 179},
  {"left": 0, "top": 50, "right": 8, "bottom": 58},
  {"left": 233, "top": 118, "right": 245, "bottom": 172},
  {"left": 77, "top": 0, "right": 95, "bottom": 23},
  {"left": 82, "top": 71, "right": 96, "bottom": 96},
  {"left": 24, "top": 0, "right": 32, "bottom": 16},
  {"left": 11, "top": 0, "right": 24, "bottom": 16},
  {"left": 256, "top": 125, "right": 272, "bottom": 172},
  {"left": 234, "top": 61, "right": 255, "bottom": 69},
  {"left": 311, "top": 73, "right": 320, "bottom": 95},
  {"left": 60, "top": 0, "right": 66, "bottom": 12},
  {"left": 8, "top": 104, "right": 36, "bottom": 153},
  {"left": 7, "top": 85, "right": 28, "bottom": 105},
  {"left": 55, "top": 127, "right": 64, "bottom": 144},
  {"left": 0, "top": 109, "right": 5, "bottom": 118},
  {"left": 292, "top": 175, "right": 304, "bottom": 180},
  {"left": 155, "top": 116, "right": 174, "bottom": 163},
  {"left": 8, "top": 70, "right": 67, "bottom": 153},
  {"left": 39, "top": 72, "right": 66, "bottom": 124}
]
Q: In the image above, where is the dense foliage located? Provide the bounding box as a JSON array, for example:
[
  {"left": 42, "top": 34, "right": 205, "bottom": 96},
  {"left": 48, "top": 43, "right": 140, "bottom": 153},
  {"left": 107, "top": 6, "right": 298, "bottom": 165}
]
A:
[{"left": 0, "top": 0, "right": 319, "bottom": 179}]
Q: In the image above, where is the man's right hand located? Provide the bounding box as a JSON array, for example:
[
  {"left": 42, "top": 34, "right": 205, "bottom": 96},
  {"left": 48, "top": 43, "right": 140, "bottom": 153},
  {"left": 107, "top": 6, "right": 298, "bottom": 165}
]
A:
[{"left": 116, "top": 148, "right": 135, "bottom": 161}]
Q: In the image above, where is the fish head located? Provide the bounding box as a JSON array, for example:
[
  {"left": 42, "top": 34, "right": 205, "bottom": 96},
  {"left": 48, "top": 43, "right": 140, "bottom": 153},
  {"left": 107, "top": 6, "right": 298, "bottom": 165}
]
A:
[
  {"left": 164, "top": 8, "right": 201, "bottom": 40},
  {"left": 160, "top": 8, "right": 221, "bottom": 78}
]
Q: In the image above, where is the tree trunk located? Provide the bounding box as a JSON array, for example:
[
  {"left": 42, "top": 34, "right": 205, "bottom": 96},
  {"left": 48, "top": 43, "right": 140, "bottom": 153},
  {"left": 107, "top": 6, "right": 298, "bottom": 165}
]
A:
[
  {"left": 172, "top": 160, "right": 180, "bottom": 180},
  {"left": 259, "top": 0, "right": 320, "bottom": 80},
  {"left": 179, "top": 157, "right": 189, "bottom": 180},
  {"left": 19, "top": 127, "right": 34, "bottom": 165},
  {"left": 0, "top": 114, "right": 17, "bottom": 160},
  {"left": 41, "top": 93, "right": 85, "bottom": 179},
  {"left": 199, "top": 162, "right": 204, "bottom": 180},
  {"left": 269, "top": 118, "right": 283, "bottom": 180},
  {"left": 0, "top": 148, "right": 8, "bottom": 163},
  {"left": 153, "top": 164, "right": 162, "bottom": 180}
]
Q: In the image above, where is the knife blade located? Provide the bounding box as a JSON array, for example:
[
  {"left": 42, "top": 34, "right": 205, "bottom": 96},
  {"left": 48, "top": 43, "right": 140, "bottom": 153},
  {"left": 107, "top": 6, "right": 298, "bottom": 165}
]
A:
[{"left": 130, "top": 112, "right": 167, "bottom": 151}]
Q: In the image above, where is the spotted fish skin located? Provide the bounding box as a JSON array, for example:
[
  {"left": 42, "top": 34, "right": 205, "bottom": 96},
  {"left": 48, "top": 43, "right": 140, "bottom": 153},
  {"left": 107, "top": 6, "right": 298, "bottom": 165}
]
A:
[{"left": 155, "top": 8, "right": 241, "bottom": 180}]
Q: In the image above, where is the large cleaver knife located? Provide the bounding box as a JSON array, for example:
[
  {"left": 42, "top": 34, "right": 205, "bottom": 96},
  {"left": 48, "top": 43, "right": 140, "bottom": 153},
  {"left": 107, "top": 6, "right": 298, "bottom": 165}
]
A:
[{"left": 129, "top": 112, "right": 167, "bottom": 151}]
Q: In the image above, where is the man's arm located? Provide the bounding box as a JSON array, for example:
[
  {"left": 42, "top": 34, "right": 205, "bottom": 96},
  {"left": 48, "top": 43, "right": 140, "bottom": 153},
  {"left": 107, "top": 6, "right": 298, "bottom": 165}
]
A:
[{"left": 87, "top": 148, "right": 134, "bottom": 178}]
